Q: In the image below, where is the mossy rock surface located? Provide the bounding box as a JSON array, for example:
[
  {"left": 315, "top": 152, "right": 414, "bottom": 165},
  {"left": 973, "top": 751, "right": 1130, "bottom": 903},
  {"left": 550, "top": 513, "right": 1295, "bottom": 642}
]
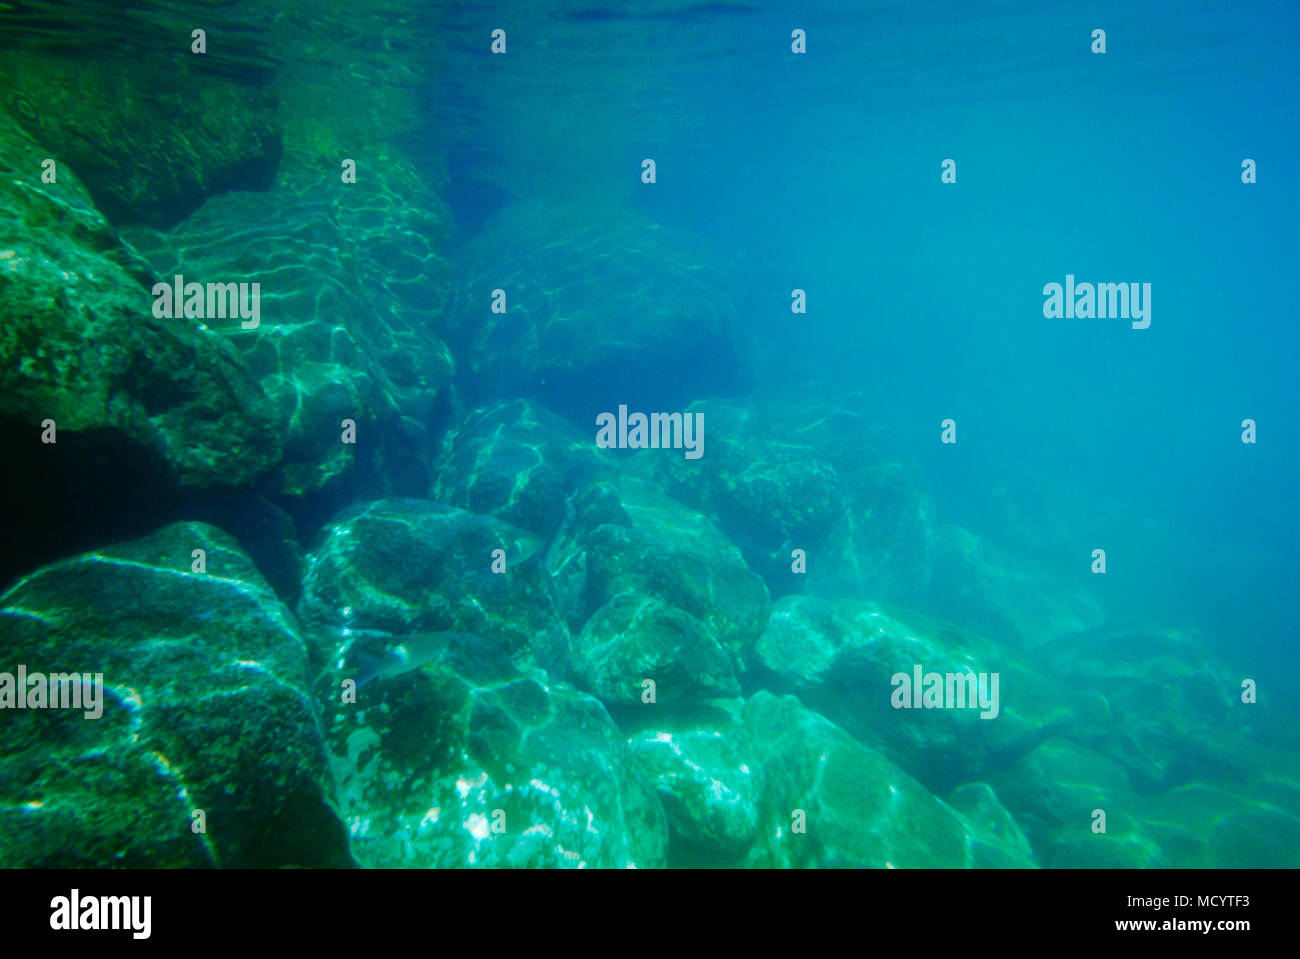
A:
[{"left": 0, "top": 522, "right": 350, "bottom": 867}]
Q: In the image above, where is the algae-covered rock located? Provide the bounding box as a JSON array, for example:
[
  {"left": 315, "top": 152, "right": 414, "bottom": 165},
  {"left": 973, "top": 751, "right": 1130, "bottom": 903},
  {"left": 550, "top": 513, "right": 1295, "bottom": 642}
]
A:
[
  {"left": 581, "top": 478, "right": 770, "bottom": 664},
  {"left": 0, "top": 109, "right": 283, "bottom": 491},
  {"left": 650, "top": 396, "right": 931, "bottom": 601},
  {"left": 803, "top": 458, "right": 932, "bottom": 602},
  {"left": 574, "top": 594, "right": 740, "bottom": 707},
  {"left": 431, "top": 399, "right": 613, "bottom": 537},
  {"left": 1036, "top": 627, "right": 1250, "bottom": 791},
  {"left": 446, "top": 197, "right": 746, "bottom": 416},
  {"left": 297, "top": 499, "right": 568, "bottom": 673},
  {"left": 741, "top": 691, "right": 1035, "bottom": 868},
  {"left": 628, "top": 702, "right": 764, "bottom": 864},
  {"left": 946, "top": 782, "right": 1038, "bottom": 867},
  {"left": 2, "top": 53, "right": 280, "bottom": 228},
  {"left": 926, "top": 524, "right": 1106, "bottom": 649},
  {"left": 1156, "top": 785, "right": 1300, "bottom": 868},
  {"left": 752, "top": 594, "right": 1069, "bottom": 792},
  {"left": 320, "top": 629, "right": 667, "bottom": 868},
  {"left": 120, "top": 149, "right": 455, "bottom": 500},
  {"left": 985, "top": 738, "right": 1165, "bottom": 867},
  {"left": 986, "top": 739, "right": 1135, "bottom": 830},
  {"left": 0, "top": 522, "right": 350, "bottom": 867},
  {"left": 993, "top": 737, "right": 1300, "bottom": 868}
]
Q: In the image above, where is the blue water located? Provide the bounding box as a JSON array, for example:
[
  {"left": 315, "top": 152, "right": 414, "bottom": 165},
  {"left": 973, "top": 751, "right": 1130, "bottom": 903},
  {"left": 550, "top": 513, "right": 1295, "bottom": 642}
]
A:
[
  {"left": 429, "top": 0, "right": 1300, "bottom": 703},
  {"left": 4, "top": 0, "right": 1296, "bottom": 872}
]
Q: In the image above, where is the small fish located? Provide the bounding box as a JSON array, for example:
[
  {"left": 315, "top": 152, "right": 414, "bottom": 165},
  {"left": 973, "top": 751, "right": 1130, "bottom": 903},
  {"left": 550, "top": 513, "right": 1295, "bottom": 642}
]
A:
[
  {"left": 515, "top": 462, "right": 602, "bottom": 577},
  {"left": 353, "top": 631, "right": 473, "bottom": 687}
]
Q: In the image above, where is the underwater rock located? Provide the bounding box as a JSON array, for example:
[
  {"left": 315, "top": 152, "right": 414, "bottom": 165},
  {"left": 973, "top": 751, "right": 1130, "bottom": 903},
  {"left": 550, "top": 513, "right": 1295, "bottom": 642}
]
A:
[
  {"left": 581, "top": 478, "right": 771, "bottom": 665},
  {"left": 297, "top": 499, "right": 569, "bottom": 675},
  {"left": 1139, "top": 784, "right": 1300, "bottom": 868},
  {"left": 998, "top": 750, "right": 1300, "bottom": 867},
  {"left": 573, "top": 594, "right": 740, "bottom": 707},
  {"left": 0, "top": 109, "right": 284, "bottom": 584},
  {"left": 0, "top": 522, "right": 350, "bottom": 867},
  {"left": 946, "top": 782, "right": 1038, "bottom": 868},
  {"left": 985, "top": 734, "right": 1300, "bottom": 867},
  {"left": 431, "top": 398, "right": 613, "bottom": 537},
  {"left": 986, "top": 739, "right": 1137, "bottom": 833},
  {"left": 985, "top": 738, "right": 1168, "bottom": 867},
  {"left": 533, "top": 477, "right": 632, "bottom": 633},
  {"left": 740, "top": 692, "right": 1035, "bottom": 868},
  {"left": 925, "top": 524, "right": 1107, "bottom": 649},
  {"left": 2, "top": 55, "right": 281, "bottom": 228},
  {"left": 802, "top": 458, "right": 933, "bottom": 602},
  {"left": 445, "top": 197, "right": 746, "bottom": 418},
  {"left": 1037, "top": 626, "right": 1252, "bottom": 794},
  {"left": 179, "top": 490, "right": 306, "bottom": 607},
  {"left": 320, "top": 629, "right": 667, "bottom": 868},
  {"left": 649, "top": 396, "right": 932, "bottom": 602},
  {"left": 0, "top": 109, "right": 282, "bottom": 487},
  {"left": 627, "top": 702, "right": 764, "bottom": 864},
  {"left": 752, "top": 594, "right": 1070, "bottom": 793},
  {"left": 649, "top": 398, "right": 847, "bottom": 571},
  {"left": 120, "top": 148, "right": 455, "bottom": 501},
  {"left": 274, "top": 146, "right": 454, "bottom": 386}
]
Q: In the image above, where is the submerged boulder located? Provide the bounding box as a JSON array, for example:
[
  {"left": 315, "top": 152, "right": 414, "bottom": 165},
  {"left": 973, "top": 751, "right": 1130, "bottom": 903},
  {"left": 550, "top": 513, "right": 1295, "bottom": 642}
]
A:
[
  {"left": 926, "top": 524, "right": 1106, "bottom": 649},
  {"left": 0, "top": 109, "right": 283, "bottom": 585},
  {"left": 982, "top": 739, "right": 1300, "bottom": 868},
  {"left": 446, "top": 197, "right": 747, "bottom": 418},
  {"left": 650, "top": 396, "right": 932, "bottom": 602},
  {"left": 297, "top": 498, "right": 568, "bottom": 674},
  {"left": 431, "top": 398, "right": 613, "bottom": 537},
  {"left": 0, "top": 522, "right": 350, "bottom": 867},
  {"left": 0, "top": 109, "right": 282, "bottom": 489},
  {"left": 573, "top": 594, "right": 740, "bottom": 708},
  {"left": 320, "top": 628, "right": 667, "bottom": 868},
  {"left": 627, "top": 702, "right": 764, "bottom": 864},
  {"left": 741, "top": 692, "right": 1035, "bottom": 868},
  {"left": 121, "top": 149, "right": 455, "bottom": 500},
  {"left": 1036, "top": 625, "right": 1253, "bottom": 794},
  {"left": 1, "top": 53, "right": 281, "bottom": 228},
  {"left": 580, "top": 478, "right": 771, "bottom": 664},
  {"left": 752, "top": 594, "right": 1070, "bottom": 792},
  {"left": 987, "top": 738, "right": 1164, "bottom": 867}
]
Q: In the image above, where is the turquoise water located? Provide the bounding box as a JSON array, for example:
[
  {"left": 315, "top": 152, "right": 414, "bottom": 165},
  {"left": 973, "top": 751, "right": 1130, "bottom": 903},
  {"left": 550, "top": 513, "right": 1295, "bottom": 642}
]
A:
[
  {"left": 0, "top": 1, "right": 1297, "bottom": 868},
  {"left": 432, "top": 0, "right": 1300, "bottom": 711}
]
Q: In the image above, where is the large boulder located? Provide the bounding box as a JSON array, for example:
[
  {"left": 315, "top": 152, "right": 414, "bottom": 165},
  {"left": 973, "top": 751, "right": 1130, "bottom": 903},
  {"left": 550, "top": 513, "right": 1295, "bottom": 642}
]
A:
[
  {"left": 297, "top": 499, "right": 568, "bottom": 674},
  {"left": 120, "top": 150, "right": 455, "bottom": 501},
  {"left": 318, "top": 628, "right": 667, "bottom": 868},
  {"left": 445, "top": 197, "right": 747, "bottom": 418},
  {"left": 650, "top": 396, "right": 932, "bottom": 601},
  {"left": 1037, "top": 626, "right": 1255, "bottom": 794},
  {"left": 740, "top": 692, "right": 1035, "bottom": 868},
  {"left": 0, "top": 522, "right": 350, "bottom": 867},
  {"left": 573, "top": 594, "right": 740, "bottom": 708},
  {"left": 580, "top": 478, "right": 771, "bottom": 664},
  {"left": 431, "top": 399, "right": 613, "bottom": 537},
  {"left": 985, "top": 738, "right": 1300, "bottom": 868},
  {"left": 752, "top": 595, "right": 1070, "bottom": 792},
  {"left": 2, "top": 51, "right": 280, "bottom": 228},
  {"left": 925, "top": 524, "right": 1106, "bottom": 649},
  {"left": 627, "top": 702, "right": 764, "bottom": 864},
  {"left": 0, "top": 109, "right": 283, "bottom": 585},
  {"left": 0, "top": 109, "right": 282, "bottom": 488}
]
